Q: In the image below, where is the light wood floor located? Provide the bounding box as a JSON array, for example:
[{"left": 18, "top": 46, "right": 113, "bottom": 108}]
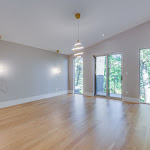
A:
[{"left": 0, "top": 94, "right": 150, "bottom": 150}]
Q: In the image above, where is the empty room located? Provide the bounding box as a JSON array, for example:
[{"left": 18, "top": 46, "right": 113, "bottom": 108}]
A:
[{"left": 0, "top": 0, "right": 150, "bottom": 150}]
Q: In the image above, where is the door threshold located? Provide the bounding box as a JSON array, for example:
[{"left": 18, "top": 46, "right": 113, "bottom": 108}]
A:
[{"left": 95, "top": 95, "right": 122, "bottom": 101}]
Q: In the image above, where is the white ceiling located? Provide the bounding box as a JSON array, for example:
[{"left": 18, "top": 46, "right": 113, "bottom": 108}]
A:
[{"left": 0, "top": 0, "right": 150, "bottom": 55}]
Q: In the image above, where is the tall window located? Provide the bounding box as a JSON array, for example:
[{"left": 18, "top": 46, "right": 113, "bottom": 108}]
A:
[
  {"left": 140, "top": 49, "right": 150, "bottom": 103},
  {"left": 74, "top": 56, "right": 83, "bottom": 94},
  {"left": 108, "top": 54, "right": 122, "bottom": 98}
]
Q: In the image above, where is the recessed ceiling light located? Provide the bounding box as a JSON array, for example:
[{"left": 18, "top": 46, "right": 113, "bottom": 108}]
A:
[{"left": 102, "top": 34, "right": 105, "bottom": 37}]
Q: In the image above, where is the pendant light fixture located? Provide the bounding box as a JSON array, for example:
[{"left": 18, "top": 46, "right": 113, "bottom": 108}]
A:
[
  {"left": 74, "top": 52, "right": 83, "bottom": 56},
  {"left": 72, "top": 13, "right": 84, "bottom": 51}
]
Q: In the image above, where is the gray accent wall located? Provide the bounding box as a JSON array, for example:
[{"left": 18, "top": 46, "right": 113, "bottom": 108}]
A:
[
  {"left": 0, "top": 40, "right": 68, "bottom": 102},
  {"left": 69, "top": 20, "right": 150, "bottom": 101}
]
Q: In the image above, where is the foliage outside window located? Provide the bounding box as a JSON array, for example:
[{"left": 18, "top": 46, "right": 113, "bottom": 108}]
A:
[
  {"left": 140, "top": 49, "right": 150, "bottom": 103},
  {"left": 75, "top": 57, "right": 83, "bottom": 94}
]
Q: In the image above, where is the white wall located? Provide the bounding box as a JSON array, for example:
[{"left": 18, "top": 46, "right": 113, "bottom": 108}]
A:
[
  {"left": 69, "top": 20, "right": 150, "bottom": 103},
  {"left": 0, "top": 40, "right": 68, "bottom": 104}
]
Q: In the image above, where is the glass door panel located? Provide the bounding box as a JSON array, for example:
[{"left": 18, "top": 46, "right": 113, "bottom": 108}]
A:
[
  {"left": 140, "top": 49, "right": 150, "bottom": 103},
  {"left": 74, "top": 56, "right": 83, "bottom": 94},
  {"left": 108, "top": 54, "right": 122, "bottom": 98},
  {"left": 96, "top": 56, "right": 107, "bottom": 96}
]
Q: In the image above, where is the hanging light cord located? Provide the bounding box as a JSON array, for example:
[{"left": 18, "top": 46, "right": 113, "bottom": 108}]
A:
[{"left": 78, "top": 19, "right": 79, "bottom": 42}]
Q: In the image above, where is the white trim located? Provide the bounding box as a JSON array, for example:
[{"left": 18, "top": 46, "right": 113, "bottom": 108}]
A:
[
  {"left": 83, "top": 92, "right": 94, "bottom": 97},
  {"left": 122, "top": 97, "right": 140, "bottom": 103},
  {"left": 0, "top": 90, "right": 69, "bottom": 109}
]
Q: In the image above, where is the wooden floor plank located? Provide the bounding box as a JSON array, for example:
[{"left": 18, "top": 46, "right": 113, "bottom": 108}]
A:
[{"left": 0, "top": 94, "right": 150, "bottom": 150}]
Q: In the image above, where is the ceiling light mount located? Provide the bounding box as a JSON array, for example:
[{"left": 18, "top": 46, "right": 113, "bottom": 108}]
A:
[{"left": 75, "top": 13, "right": 80, "bottom": 19}]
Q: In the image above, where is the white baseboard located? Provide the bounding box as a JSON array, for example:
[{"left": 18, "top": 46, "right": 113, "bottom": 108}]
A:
[
  {"left": 0, "top": 90, "right": 69, "bottom": 109},
  {"left": 83, "top": 92, "right": 94, "bottom": 97},
  {"left": 122, "top": 97, "right": 140, "bottom": 103}
]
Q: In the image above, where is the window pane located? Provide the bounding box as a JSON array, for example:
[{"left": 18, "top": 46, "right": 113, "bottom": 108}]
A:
[
  {"left": 75, "top": 57, "right": 83, "bottom": 94},
  {"left": 96, "top": 56, "right": 106, "bottom": 96},
  {"left": 108, "top": 54, "right": 122, "bottom": 98},
  {"left": 140, "top": 49, "right": 150, "bottom": 103}
]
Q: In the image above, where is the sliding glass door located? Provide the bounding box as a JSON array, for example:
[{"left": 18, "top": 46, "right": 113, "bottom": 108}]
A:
[
  {"left": 95, "top": 53, "right": 122, "bottom": 98},
  {"left": 140, "top": 49, "right": 150, "bottom": 103}
]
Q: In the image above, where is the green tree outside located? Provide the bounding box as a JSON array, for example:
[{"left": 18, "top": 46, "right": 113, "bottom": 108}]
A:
[
  {"left": 140, "top": 49, "right": 150, "bottom": 103},
  {"left": 75, "top": 57, "right": 83, "bottom": 94}
]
